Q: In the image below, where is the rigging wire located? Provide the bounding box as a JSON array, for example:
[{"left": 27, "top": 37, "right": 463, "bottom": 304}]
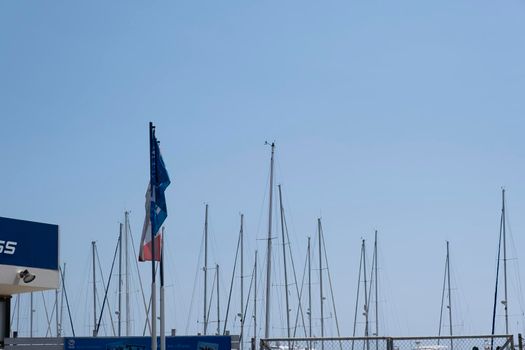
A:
[
  {"left": 141, "top": 262, "right": 160, "bottom": 336},
  {"left": 504, "top": 203, "right": 525, "bottom": 333},
  {"left": 283, "top": 204, "right": 307, "bottom": 336},
  {"left": 206, "top": 267, "right": 217, "bottom": 329},
  {"left": 438, "top": 246, "right": 448, "bottom": 338},
  {"left": 127, "top": 223, "right": 152, "bottom": 335},
  {"left": 320, "top": 223, "right": 342, "bottom": 340},
  {"left": 240, "top": 254, "right": 256, "bottom": 348},
  {"left": 352, "top": 243, "right": 363, "bottom": 340},
  {"left": 95, "top": 235, "right": 120, "bottom": 336},
  {"left": 43, "top": 291, "right": 57, "bottom": 337},
  {"left": 185, "top": 219, "right": 205, "bottom": 334},
  {"left": 292, "top": 240, "right": 309, "bottom": 338},
  {"left": 223, "top": 229, "right": 241, "bottom": 334},
  {"left": 60, "top": 265, "right": 76, "bottom": 336},
  {"left": 95, "top": 243, "right": 116, "bottom": 336},
  {"left": 491, "top": 207, "right": 503, "bottom": 339}
]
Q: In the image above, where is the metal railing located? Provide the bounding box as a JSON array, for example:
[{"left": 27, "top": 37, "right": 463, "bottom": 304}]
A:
[
  {"left": 4, "top": 337, "right": 64, "bottom": 350},
  {"left": 260, "top": 335, "right": 515, "bottom": 350}
]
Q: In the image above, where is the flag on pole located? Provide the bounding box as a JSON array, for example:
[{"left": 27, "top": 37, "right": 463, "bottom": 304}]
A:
[{"left": 139, "top": 137, "right": 171, "bottom": 261}]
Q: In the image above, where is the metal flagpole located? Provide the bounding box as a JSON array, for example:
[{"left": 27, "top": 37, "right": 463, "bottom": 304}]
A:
[
  {"left": 160, "top": 228, "right": 166, "bottom": 350},
  {"left": 150, "top": 122, "right": 158, "bottom": 350}
]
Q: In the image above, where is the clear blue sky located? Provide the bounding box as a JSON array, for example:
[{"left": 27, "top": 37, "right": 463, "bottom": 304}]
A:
[{"left": 1, "top": 0, "right": 525, "bottom": 340}]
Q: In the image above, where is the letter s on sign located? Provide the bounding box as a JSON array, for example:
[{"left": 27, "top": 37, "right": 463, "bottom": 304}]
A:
[{"left": 4, "top": 241, "right": 16, "bottom": 255}]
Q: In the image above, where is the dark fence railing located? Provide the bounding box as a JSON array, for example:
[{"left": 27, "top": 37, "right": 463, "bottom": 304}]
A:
[{"left": 260, "top": 335, "right": 515, "bottom": 350}]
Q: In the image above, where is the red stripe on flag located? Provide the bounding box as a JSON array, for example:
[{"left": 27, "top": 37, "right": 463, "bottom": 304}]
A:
[{"left": 139, "top": 233, "right": 162, "bottom": 261}]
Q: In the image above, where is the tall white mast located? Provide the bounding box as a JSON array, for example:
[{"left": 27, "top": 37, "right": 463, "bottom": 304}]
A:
[
  {"left": 217, "top": 264, "right": 220, "bottom": 335},
  {"left": 56, "top": 257, "right": 60, "bottom": 337},
  {"left": 264, "top": 142, "right": 275, "bottom": 339},
  {"left": 240, "top": 214, "right": 244, "bottom": 350},
  {"left": 278, "top": 185, "right": 291, "bottom": 339},
  {"left": 446, "top": 241, "right": 453, "bottom": 350},
  {"left": 254, "top": 251, "right": 258, "bottom": 346},
  {"left": 502, "top": 189, "right": 509, "bottom": 334},
  {"left": 92, "top": 241, "right": 97, "bottom": 336},
  {"left": 374, "top": 231, "right": 378, "bottom": 339},
  {"left": 60, "top": 264, "right": 66, "bottom": 336},
  {"left": 318, "top": 219, "right": 324, "bottom": 343},
  {"left": 118, "top": 222, "right": 123, "bottom": 337},
  {"left": 125, "top": 211, "right": 131, "bottom": 336},
  {"left": 362, "top": 239, "right": 369, "bottom": 336},
  {"left": 204, "top": 204, "right": 209, "bottom": 335},
  {"left": 307, "top": 237, "right": 312, "bottom": 338}
]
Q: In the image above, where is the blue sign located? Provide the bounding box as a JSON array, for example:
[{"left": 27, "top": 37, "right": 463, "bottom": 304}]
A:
[
  {"left": 0, "top": 216, "right": 58, "bottom": 270},
  {"left": 63, "top": 336, "right": 232, "bottom": 350}
]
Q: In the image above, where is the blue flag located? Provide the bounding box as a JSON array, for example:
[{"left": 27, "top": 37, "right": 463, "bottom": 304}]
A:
[
  {"left": 151, "top": 139, "right": 170, "bottom": 235},
  {"left": 139, "top": 130, "right": 171, "bottom": 262}
]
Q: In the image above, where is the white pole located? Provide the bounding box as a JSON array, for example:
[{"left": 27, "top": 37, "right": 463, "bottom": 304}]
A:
[
  {"left": 30, "top": 292, "right": 33, "bottom": 338},
  {"left": 264, "top": 142, "right": 275, "bottom": 339},
  {"left": 204, "top": 204, "right": 209, "bottom": 335},
  {"left": 150, "top": 122, "right": 158, "bottom": 350},
  {"left": 92, "top": 241, "right": 97, "bottom": 337},
  {"left": 118, "top": 222, "right": 123, "bottom": 337},
  {"left": 160, "top": 228, "right": 166, "bottom": 350},
  {"left": 125, "top": 211, "right": 131, "bottom": 336},
  {"left": 240, "top": 214, "right": 244, "bottom": 350}
]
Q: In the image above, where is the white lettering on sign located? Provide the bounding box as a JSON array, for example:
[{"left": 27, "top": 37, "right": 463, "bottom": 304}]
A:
[{"left": 0, "top": 240, "right": 17, "bottom": 255}]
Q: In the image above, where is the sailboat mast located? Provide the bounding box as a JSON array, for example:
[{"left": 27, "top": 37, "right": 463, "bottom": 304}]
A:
[
  {"left": 362, "top": 239, "right": 369, "bottom": 338},
  {"left": 373, "top": 231, "right": 379, "bottom": 350},
  {"left": 92, "top": 241, "right": 97, "bottom": 336},
  {"left": 240, "top": 214, "right": 244, "bottom": 350},
  {"left": 125, "top": 211, "right": 130, "bottom": 336},
  {"left": 60, "top": 263, "right": 67, "bottom": 336},
  {"left": 446, "top": 241, "right": 453, "bottom": 336},
  {"left": 374, "top": 231, "right": 378, "bottom": 338},
  {"left": 204, "top": 204, "right": 209, "bottom": 335},
  {"left": 352, "top": 242, "right": 364, "bottom": 340},
  {"left": 278, "top": 185, "right": 291, "bottom": 338},
  {"left": 217, "top": 264, "right": 220, "bottom": 335},
  {"left": 502, "top": 189, "right": 509, "bottom": 334},
  {"left": 264, "top": 142, "right": 275, "bottom": 339},
  {"left": 118, "top": 223, "right": 123, "bottom": 337},
  {"left": 254, "top": 250, "right": 258, "bottom": 345},
  {"left": 56, "top": 273, "right": 60, "bottom": 337},
  {"left": 318, "top": 218, "right": 324, "bottom": 341},
  {"left": 308, "top": 237, "right": 312, "bottom": 338},
  {"left": 446, "top": 241, "right": 453, "bottom": 350},
  {"left": 438, "top": 243, "right": 446, "bottom": 340}
]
